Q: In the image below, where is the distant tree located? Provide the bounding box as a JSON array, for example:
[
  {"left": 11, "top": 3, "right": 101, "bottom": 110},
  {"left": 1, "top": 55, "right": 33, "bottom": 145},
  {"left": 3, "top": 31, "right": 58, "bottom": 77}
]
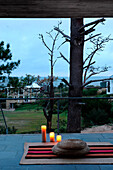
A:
[
  {"left": 0, "top": 41, "right": 20, "bottom": 76},
  {"left": 58, "top": 83, "right": 64, "bottom": 89},
  {"left": 20, "top": 74, "right": 37, "bottom": 87},
  {"left": 7, "top": 77, "right": 21, "bottom": 89},
  {"left": 36, "top": 75, "right": 58, "bottom": 87}
]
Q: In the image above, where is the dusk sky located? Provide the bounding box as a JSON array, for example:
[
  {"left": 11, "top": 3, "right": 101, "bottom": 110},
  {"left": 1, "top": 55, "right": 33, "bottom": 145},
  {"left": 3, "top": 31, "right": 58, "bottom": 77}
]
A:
[{"left": 0, "top": 18, "right": 113, "bottom": 78}]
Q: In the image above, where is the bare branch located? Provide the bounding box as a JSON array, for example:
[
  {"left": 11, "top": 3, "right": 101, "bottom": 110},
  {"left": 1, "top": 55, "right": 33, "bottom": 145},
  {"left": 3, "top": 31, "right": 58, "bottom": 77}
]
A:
[
  {"left": 83, "top": 54, "right": 91, "bottom": 65},
  {"left": 39, "top": 34, "right": 52, "bottom": 52},
  {"left": 53, "top": 59, "right": 57, "bottom": 67},
  {"left": 46, "top": 101, "right": 50, "bottom": 109},
  {"left": 46, "top": 31, "right": 54, "bottom": 40},
  {"left": 57, "top": 39, "right": 70, "bottom": 50},
  {"left": 90, "top": 36, "right": 111, "bottom": 50},
  {"left": 51, "top": 28, "right": 59, "bottom": 53},
  {"left": 58, "top": 52, "right": 70, "bottom": 64},
  {"left": 83, "top": 61, "right": 96, "bottom": 69},
  {"left": 85, "top": 72, "right": 97, "bottom": 81},
  {"left": 83, "top": 78, "right": 113, "bottom": 87},
  {"left": 79, "top": 18, "right": 105, "bottom": 32},
  {"left": 54, "top": 27, "right": 71, "bottom": 40},
  {"left": 61, "top": 78, "right": 71, "bottom": 87},
  {"left": 48, "top": 53, "right": 51, "bottom": 56},
  {"left": 80, "top": 27, "right": 95, "bottom": 36},
  {"left": 85, "top": 70, "right": 105, "bottom": 82},
  {"left": 43, "top": 108, "right": 48, "bottom": 119},
  {"left": 83, "top": 48, "right": 99, "bottom": 83},
  {"left": 83, "top": 35, "right": 112, "bottom": 83},
  {"left": 84, "top": 33, "right": 101, "bottom": 42},
  {"left": 83, "top": 47, "right": 100, "bottom": 65},
  {"left": 86, "top": 65, "right": 110, "bottom": 81},
  {"left": 81, "top": 21, "right": 101, "bottom": 36}
]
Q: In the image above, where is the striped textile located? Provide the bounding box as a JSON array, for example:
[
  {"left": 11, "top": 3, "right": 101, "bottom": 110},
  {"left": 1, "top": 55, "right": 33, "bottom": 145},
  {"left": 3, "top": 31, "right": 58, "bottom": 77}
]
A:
[{"left": 25, "top": 144, "right": 113, "bottom": 159}]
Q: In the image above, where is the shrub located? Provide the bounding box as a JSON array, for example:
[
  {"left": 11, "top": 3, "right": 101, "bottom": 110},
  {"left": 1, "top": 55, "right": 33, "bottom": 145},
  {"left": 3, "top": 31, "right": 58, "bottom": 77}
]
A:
[
  {"left": 0, "top": 93, "right": 7, "bottom": 98},
  {"left": 54, "top": 119, "right": 67, "bottom": 133},
  {"left": 59, "top": 100, "right": 68, "bottom": 113},
  {"left": 83, "top": 88, "right": 98, "bottom": 96},
  {"left": 82, "top": 99, "right": 113, "bottom": 128},
  {"left": 0, "top": 126, "right": 17, "bottom": 134}
]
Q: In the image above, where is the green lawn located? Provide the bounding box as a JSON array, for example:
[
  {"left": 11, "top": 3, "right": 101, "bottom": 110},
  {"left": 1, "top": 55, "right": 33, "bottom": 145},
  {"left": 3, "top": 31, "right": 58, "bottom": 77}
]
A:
[{"left": 0, "top": 108, "right": 67, "bottom": 134}]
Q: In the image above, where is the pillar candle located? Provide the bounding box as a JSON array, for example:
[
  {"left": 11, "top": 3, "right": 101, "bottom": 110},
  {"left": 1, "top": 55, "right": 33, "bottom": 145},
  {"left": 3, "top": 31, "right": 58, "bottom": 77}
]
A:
[
  {"left": 41, "top": 125, "right": 46, "bottom": 142},
  {"left": 49, "top": 132, "right": 55, "bottom": 142},
  {"left": 56, "top": 135, "right": 62, "bottom": 142}
]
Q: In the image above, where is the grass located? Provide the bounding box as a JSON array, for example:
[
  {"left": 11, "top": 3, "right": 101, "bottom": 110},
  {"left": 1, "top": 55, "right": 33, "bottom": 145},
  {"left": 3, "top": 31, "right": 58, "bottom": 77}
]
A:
[{"left": 0, "top": 106, "right": 67, "bottom": 134}]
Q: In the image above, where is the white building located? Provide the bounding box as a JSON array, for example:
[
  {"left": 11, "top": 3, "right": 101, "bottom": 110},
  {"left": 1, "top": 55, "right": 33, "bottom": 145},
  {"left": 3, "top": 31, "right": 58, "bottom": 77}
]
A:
[{"left": 6, "top": 82, "right": 41, "bottom": 109}]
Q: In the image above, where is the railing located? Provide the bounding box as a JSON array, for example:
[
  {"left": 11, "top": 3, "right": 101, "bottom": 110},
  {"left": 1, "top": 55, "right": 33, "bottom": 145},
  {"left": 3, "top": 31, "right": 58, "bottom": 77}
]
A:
[{"left": 0, "top": 97, "right": 113, "bottom": 134}]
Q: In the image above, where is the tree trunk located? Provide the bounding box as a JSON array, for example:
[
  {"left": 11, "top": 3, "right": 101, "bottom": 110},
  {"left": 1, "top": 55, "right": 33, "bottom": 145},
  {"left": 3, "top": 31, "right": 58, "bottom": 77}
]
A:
[
  {"left": 47, "top": 55, "right": 54, "bottom": 132},
  {"left": 67, "top": 18, "right": 84, "bottom": 133},
  {"left": 47, "top": 114, "right": 52, "bottom": 133},
  {"left": 48, "top": 78, "right": 54, "bottom": 132}
]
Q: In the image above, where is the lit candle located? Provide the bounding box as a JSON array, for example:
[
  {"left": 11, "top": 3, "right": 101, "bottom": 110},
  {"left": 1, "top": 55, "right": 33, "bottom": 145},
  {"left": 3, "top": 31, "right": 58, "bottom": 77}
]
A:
[
  {"left": 49, "top": 132, "right": 55, "bottom": 142},
  {"left": 41, "top": 125, "right": 46, "bottom": 142},
  {"left": 56, "top": 135, "right": 62, "bottom": 142}
]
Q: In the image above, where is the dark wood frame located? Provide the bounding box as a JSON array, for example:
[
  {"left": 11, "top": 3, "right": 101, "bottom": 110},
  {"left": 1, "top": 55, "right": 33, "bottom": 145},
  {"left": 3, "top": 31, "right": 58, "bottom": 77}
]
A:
[{"left": 0, "top": 0, "right": 113, "bottom": 18}]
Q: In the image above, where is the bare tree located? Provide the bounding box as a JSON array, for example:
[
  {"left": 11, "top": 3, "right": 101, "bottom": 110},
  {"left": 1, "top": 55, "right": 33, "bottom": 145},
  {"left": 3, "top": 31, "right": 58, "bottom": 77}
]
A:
[
  {"left": 55, "top": 18, "right": 113, "bottom": 132},
  {"left": 39, "top": 22, "right": 61, "bottom": 132}
]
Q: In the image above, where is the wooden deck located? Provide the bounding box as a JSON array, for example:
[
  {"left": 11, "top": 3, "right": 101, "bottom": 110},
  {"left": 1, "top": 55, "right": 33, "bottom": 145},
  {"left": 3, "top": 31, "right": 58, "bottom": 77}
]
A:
[{"left": 0, "top": 133, "right": 113, "bottom": 169}]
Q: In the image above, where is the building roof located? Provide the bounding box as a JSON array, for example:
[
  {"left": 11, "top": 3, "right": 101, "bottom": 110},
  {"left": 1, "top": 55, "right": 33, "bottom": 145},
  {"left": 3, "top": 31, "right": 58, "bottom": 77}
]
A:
[{"left": 26, "top": 82, "right": 40, "bottom": 89}]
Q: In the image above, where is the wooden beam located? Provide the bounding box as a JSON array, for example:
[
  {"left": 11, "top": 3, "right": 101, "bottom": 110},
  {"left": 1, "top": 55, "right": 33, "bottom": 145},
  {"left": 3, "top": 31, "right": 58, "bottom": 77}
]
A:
[{"left": 0, "top": 0, "right": 113, "bottom": 17}]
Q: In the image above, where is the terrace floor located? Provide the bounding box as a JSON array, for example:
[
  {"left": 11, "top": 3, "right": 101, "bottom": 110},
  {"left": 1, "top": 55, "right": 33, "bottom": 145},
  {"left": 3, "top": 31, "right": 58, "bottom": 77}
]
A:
[{"left": 1, "top": 133, "right": 113, "bottom": 170}]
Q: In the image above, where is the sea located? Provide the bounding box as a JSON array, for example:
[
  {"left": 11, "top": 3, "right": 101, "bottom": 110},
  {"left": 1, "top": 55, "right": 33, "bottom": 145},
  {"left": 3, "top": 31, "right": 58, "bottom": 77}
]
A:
[{"left": 53, "top": 76, "right": 111, "bottom": 87}]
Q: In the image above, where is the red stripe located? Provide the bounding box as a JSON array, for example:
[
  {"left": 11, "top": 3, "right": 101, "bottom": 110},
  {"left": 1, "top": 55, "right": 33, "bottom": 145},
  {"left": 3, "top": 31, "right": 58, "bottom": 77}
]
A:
[
  {"left": 90, "top": 147, "right": 113, "bottom": 150},
  {"left": 28, "top": 151, "right": 53, "bottom": 154},
  {"left": 26, "top": 154, "right": 57, "bottom": 158},
  {"left": 89, "top": 150, "right": 113, "bottom": 153},
  {"left": 86, "top": 153, "right": 113, "bottom": 157},
  {"left": 29, "top": 148, "right": 52, "bottom": 151}
]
